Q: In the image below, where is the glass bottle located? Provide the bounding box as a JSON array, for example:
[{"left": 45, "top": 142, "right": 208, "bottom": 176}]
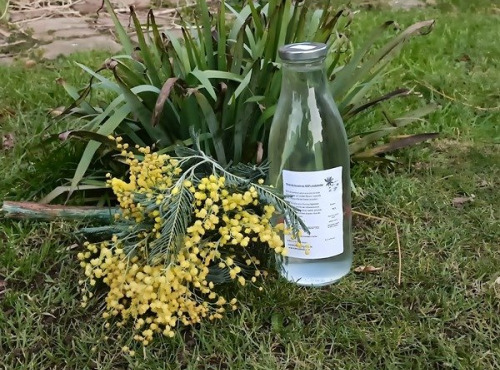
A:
[{"left": 267, "top": 42, "right": 352, "bottom": 286}]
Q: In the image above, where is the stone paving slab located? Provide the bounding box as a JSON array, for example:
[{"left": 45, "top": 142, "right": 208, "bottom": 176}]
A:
[
  {"left": 390, "top": 0, "right": 425, "bottom": 10},
  {"left": 26, "top": 17, "right": 101, "bottom": 42},
  {"left": 40, "top": 35, "right": 122, "bottom": 59}
]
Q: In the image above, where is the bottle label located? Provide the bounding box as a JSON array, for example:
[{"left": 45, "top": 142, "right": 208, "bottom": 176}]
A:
[{"left": 283, "top": 167, "right": 343, "bottom": 259}]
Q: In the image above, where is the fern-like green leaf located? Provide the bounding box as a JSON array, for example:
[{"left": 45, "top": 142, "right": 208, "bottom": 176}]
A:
[{"left": 150, "top": 186, "right": 193, "bottom": 263}]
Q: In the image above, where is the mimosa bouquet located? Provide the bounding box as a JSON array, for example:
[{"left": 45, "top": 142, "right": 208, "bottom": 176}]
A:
[{"left": 77, "top": 136, "right": 305, "bottom": 346}]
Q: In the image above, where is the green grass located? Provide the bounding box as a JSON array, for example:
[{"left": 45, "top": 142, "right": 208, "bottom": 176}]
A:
[{"left": 1, "top": 2, "right": 499, "bottom": 368}]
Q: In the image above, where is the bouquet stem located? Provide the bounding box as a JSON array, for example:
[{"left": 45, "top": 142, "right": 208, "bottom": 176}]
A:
[{"left": 1, "top": 201, "right": 118, "bottom": 223}]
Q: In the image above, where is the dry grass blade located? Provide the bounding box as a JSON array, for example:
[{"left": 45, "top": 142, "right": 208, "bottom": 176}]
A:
[
  {"left": 0, "top": 278, "right": 6, "bottom": 296},
  {"left": 353, "top": 210, "right": 402, "bottom": 285},
  {"left": 417, "top": 81, "right": 500, "bottom": 112}
]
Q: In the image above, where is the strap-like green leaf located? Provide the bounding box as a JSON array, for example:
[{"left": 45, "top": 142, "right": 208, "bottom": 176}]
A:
[
  {"left": 40, "top": 184, "right": 109, "bottom": 204},
  {"left": 76, "top": 63, "right": 121, "bottom": 94},
  {"left": 248, "top": 1, "right": 264, "bottom": 38},
  {"left": 69, "top": 104, "right": 131, "bottom": 196},
  {"left": 148, "top": 11, "right": 170, "bottom": 78},
  {"left": 194, "top": 91, "right": 226, "bottom": 165},
  {"left": 196, "top": 70, "right": 245, "bottom": 82},
  {"left": 199, "top": 0, "right": 215, "bottom": 69},
  {"left": 57, "top": 78, "right": 96, "bottom": 116},
  {"left": 103, "top": 0, "right": 133, "bottom": 54},
  {"left": 227, "top": 3, "right": 253, "bottom": 42},
  {"left": 277, "top": 0, "right": 292, "bottom": 56},
  {"left": 58, "top": 130, "right": 117, "bottom": 146},
  {"left": 189, "top": 69, "right": 217, "bottom": 101},
  {"left": 331, "top": 20, "right": 396, "bottom": 100},
  {"left": 114, "top": 74, "right": 171, "bottom": 146},
  {"left": 217, "top": 0, "right": 227, "bottom": 71},
  {"left": 130, "top": 7, "right": 161, "bottom": 88},
  {"left": 182, "top": 27, "right": 205, "bottom": 70},
  {"left": 349, "top": 104, "right": 438, "bottom": 154},
  {"left": 353, "top": 133, "right": 439, "bottom": 159},
  {"left": 164, "top": 29, "right": 191, "bottom": 77},
  {"left": 344, "top": 88, "right": 411, "bottom": 119},
  {"left": 230, "top": 70, "right": 252, "bottom": 105}
]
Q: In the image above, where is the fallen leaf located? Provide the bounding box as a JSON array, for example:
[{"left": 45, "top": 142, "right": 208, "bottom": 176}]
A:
[
  {"left": 24, "top": 59, "right": 37, "bottom": 68},
  {"left": 478, "top": 179, "right": 490, "bottom": 188},
  {"left": 0, "top": 108, "right": 15, "bottom": 120},
  {"left": 354, "top": 265, "right": 383, "bottom": 273},
  {"left": 66, "top": 243, "right": 79, "bottom": 251},
  {"left": 452, "top": 194, "right": 475, "bottom": 208},
  {"left": 455, "top": 53, "right": 471, "bottom": 63},
  {"left": 1, "top": 133, "right": 15, "bottom": 150},
  {"left": 49, "top": 106, "right": 65, "bottom": 117}
]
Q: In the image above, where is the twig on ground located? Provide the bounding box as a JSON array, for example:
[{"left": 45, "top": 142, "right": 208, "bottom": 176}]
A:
[
  {"left": 352, "top": 210, "right": 402, "bottom": 286},
  {"left": 0, "top": 40, "right": 25, "bottom": 48}
]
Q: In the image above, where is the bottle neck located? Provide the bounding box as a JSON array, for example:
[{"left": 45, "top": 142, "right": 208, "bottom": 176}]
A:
[{"left": 281, "top": 59, "right": 328, "bottom": 94}]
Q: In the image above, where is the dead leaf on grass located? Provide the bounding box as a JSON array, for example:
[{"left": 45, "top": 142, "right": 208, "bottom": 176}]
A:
[
  {"left": 1, "top": 133, "right": 15, "bottom": 150},
  {"left": 455, "top": 53, "right": 471, "bottom": 63},
  {"left": 0, "top": 278, "right": 6, "bottom": 296},
  {"left": 452, "top": 194, "right": 475, "bottom": 208},
  {"left": 354, "top": 265, "right": 383, "bottom": 273},
  {"left": 24, "top": 59, "right": 37, "bottom": 68},
  {"left": 0, "top": 108, "right": 15, "bottom": 121},
  {"left": 493, "top": 276, "right": 500, "bottom": 295},
  {"left": 478, "top": 179, "right": 491, "bottom": 188},
  {"left": 49, "top": 106, "right": 65, "bottom": 117}
]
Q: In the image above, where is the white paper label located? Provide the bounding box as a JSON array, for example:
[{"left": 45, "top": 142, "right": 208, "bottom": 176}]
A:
[{"left": 283, "top": 167, "right": 343, "bottom": 259}]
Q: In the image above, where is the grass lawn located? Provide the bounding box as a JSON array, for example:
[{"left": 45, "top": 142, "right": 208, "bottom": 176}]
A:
[{"left": 1, "top": 1, "right": 499, "bottom": 368}]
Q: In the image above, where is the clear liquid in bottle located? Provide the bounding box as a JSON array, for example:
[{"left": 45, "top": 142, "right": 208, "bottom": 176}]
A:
[{"left": 267, "top": 42, "right": 352, "bottom": 286}]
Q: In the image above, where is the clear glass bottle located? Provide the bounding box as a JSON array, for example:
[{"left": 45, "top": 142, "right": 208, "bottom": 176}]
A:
[{"left": 267, "top": 42, "right": 352, "bottom": 286}]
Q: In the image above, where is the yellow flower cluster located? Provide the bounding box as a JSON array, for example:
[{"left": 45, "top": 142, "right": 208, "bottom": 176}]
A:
[
  {"left": 78, "top": 241, "right": 236, "bottom": 345},
  {"left": 79, "top": 140, "right": 291, "bottom": 346},
  {"left": 106, "top": 137, "right": 180, "bottom": 223}
]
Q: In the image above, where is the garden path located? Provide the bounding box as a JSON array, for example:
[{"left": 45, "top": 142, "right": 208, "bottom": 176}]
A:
[
  {"left": 0, "top": 0, "right": 182, "bottom": 64},
  {"left": 0, "top": 0, "right": 428, "bottom": 65}
]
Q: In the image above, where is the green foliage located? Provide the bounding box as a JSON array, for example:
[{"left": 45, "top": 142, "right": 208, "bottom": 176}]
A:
[{"left": 58, "top": 0, "right": 437, "bottom": 200}]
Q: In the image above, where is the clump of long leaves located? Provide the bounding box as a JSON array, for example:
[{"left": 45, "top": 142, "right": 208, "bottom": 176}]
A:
[{"left": 48, "top": 0, "right": 437, "bottom": 203}]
